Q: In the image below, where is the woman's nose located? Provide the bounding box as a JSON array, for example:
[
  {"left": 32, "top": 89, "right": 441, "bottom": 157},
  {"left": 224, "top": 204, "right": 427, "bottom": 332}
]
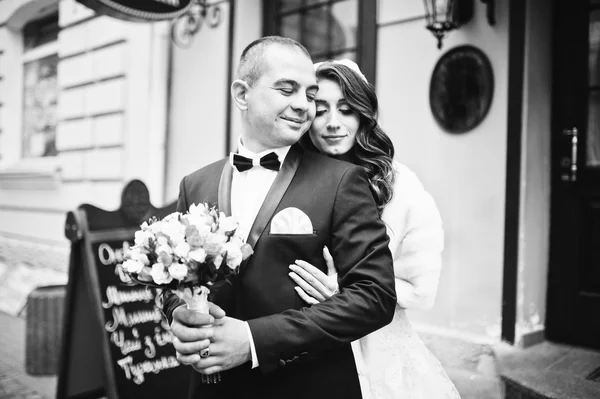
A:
[{"left": 327, "top": 113, "right": 341, "bottom": 130}]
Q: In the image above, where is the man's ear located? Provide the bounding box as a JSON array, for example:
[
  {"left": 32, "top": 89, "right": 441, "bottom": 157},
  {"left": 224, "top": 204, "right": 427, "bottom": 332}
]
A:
[{"left": 231, "top": 79, "right": 250, "bottom": 111}]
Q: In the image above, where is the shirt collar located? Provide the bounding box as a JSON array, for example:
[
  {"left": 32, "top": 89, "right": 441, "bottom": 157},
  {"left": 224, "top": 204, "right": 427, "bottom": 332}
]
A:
[{"left": 232, "top": 137, "right": 291, "bottom": 166}]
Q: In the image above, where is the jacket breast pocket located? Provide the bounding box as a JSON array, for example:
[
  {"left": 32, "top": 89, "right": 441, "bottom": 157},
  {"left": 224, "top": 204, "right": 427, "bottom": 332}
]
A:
[
  {"left": 268, "top": 230, "right": 319, "bottom": 238},
  {"left": 261, "top": 233, "right": 324, "bottom": 267}
]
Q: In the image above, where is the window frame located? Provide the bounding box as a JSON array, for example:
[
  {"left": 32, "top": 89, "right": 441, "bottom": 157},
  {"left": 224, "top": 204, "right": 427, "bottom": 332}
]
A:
[
  {"left": 0, "top": 7, "right": 60, "bottom": 189},
  {"left": 20, "top": 13, "right": 60, "bottom": 160},
  {"left": 263, "top": 0, "right": 377, "bottom": 85}
]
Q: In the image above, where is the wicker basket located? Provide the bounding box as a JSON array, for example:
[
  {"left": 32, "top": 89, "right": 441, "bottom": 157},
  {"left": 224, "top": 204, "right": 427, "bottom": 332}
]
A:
[{"left": 25, "top": 284, "right": 66, "bottom": 376}]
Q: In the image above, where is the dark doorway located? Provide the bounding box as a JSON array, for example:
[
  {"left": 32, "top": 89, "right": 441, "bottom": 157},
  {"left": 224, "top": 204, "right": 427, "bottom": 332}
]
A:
[{"left": 547, "top": 0, "right": 600, "bottom": 350}]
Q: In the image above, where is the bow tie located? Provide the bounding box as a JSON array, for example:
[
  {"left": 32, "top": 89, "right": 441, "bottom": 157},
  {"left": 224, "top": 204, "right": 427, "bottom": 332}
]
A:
[{"left": 232, "top": 152, "right": 281, "bottom": 172}]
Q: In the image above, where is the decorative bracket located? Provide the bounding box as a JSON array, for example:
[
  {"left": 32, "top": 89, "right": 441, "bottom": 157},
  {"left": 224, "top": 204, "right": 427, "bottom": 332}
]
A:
[{"left": 171, "top": 0, "right": 229, "bottom": 48}]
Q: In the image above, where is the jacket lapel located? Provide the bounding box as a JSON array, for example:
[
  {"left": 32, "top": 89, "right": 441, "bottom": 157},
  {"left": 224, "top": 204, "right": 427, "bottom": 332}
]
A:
[
  {"left": 217, "top": 161, "right": 233, "bottom": 217},
  {"left": 246, "top": 144, "right": 303, "bottom": 248}
]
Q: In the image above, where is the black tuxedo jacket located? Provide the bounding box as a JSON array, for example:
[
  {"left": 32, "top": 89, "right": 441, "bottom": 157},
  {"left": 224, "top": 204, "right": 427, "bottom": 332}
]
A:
[{"left": 163, "top": 144, "right": 396, "bottom": 399}]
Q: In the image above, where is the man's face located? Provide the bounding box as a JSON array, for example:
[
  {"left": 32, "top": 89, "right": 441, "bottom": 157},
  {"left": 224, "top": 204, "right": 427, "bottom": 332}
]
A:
[{"left": 244, "top": 45, "right": 318, "bottom": 152}]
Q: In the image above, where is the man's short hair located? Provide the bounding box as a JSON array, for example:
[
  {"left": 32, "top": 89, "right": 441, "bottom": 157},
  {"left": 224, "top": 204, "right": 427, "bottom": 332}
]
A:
[{"left": 236, "top": 36, "right": 311, "bottom": 87}]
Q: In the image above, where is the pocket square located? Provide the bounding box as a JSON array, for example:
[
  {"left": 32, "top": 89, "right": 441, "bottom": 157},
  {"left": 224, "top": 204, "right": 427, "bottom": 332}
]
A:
[{"left": 270, "top": 207, "right": 313, "bottom": 234}]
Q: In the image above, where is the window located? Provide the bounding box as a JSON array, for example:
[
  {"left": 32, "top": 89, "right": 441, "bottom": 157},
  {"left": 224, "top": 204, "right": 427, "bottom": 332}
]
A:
[
  {"left": 21, "top": 13, "right": 59, "bottom": 158},
  {"left": 23, "top": 13, "right": 60, "bottom": 51},
  {"left": 264, "top": 0, "right": 377, "bottom": 84}
]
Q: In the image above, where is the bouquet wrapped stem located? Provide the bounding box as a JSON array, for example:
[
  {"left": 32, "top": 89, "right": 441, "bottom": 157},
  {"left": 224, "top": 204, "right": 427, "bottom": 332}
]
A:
[{"left": 175, "top": 285, "right": 222, "bottom": 384}]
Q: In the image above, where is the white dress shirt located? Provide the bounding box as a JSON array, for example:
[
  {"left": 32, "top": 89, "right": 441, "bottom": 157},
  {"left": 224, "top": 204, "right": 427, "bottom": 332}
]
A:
[
  {"left": 231, "top": 138, "right": 291, "bottom": 369},
  {"left": 230, "top": 141, "right": 291, "bottom": 241}
]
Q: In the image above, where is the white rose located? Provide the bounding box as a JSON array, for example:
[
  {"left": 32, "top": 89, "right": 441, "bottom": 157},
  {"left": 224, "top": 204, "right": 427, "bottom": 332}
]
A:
[
  {"left": 217, "top": 214, "right": 238, "bottom": 234},
  {"left": 134, "top": 230, "right": 144, "bottom": 246},
  {"left": 188, "top": 203, "right": 207, "bottom": 215},
  {"left": 149, "top": 220, "right": 165, "bottom": 235},
  {"left": 168, "top": 262, "right": 188, "bottom": 281},
  {"left": 187, "top": 214, "right": 214, "bottom": 232},
  {"left": 174, "top": 242, "right": 190, "bottom": 258},
  {"left": 228, "top": 235, "right": 243, "bottom": 247},
  {"left": 134, "top": 230, "right": 154, "bottom": 247},
  {"left": 122, "top": 259, "right": 144, "bottom": 274},
  {"left": 156, "top": 244, "right": 173, "bottom": 255},
  {"left": 204, "top": 233, "right": 228, "bottom": 256},
  {"left": 163, "top": 211, "right": 181, "bottom": 222},
  {"left": 189, "top": 248, "right": 207, "bottom": 263},
  {"left": 163, "top": 219, "right": 186, "bottom": 247},
  {"left": 151, "top": 263, "right": 173, "bottom": 285},
  {"left": 156, "top": 236, "right": 169, "bottom": 248},
  {"left": 196, "top": 223, "right": 211, "bottom": 238},
  {"left": 129, "top": 248, "right": 150, "bottom": 265},
  {"left": 184, "top": 214, "right": 199, "bottom": 229},
  {"left": 223, "top": 241, "right": 243, "bottom": 269}
]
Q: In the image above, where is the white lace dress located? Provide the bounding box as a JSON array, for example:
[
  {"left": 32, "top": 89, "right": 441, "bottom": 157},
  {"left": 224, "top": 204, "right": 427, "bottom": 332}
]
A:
[{"left": 352, "top": 162, "right": 461, "bottom": 399}]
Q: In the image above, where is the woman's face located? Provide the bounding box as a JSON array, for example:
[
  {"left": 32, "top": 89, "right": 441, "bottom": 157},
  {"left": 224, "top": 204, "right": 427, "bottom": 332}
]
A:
[{"left": 308, "top": 79, "right": 360, "bottom": 156}]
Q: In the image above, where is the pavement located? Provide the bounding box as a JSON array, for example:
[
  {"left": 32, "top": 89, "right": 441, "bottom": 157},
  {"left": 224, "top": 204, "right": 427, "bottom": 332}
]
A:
[
  {"left": 496, "top": 341, "right": 600, "bottom": 399},
  {"left": 0, "top": 311, "right": 56, "bottom": 399},
  {"left": 0, "top": 236, "right": 67, "bottom": 399},
  {"left": 2, "top": 282, "right": 598, "bottom": 399},
  {"left": 0, "top": 306, "right": 503, "bottom": 399}
]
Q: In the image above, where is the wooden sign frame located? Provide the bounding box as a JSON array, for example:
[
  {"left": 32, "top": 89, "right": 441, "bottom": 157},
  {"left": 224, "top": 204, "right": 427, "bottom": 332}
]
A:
[{"left": 56, "top": 180, "right": 189, "bottom": 399}]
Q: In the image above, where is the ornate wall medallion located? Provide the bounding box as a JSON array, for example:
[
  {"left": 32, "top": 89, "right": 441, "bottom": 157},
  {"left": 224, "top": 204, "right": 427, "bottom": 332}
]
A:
[{"left": 429, "top": 45, "right": 494, "bottom": 134}]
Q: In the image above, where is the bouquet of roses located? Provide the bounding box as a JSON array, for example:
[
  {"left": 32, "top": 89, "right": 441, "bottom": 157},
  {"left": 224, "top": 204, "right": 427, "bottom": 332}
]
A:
[{"left": 119, "top": 203, "right": 253, "bottom": 314}]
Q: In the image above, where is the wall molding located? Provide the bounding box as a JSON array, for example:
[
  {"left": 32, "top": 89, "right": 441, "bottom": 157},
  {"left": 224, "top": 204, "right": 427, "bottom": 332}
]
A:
[
  {"left": 61, "top": 73, "right": 125, "bottom": 91},
  {"left": 0, "top": 157, "right": 61, "bottom": 190},
  {"left": 0, "top": 204, "right": 66, "bottom": 214},
  {"left": 59, "top": 38, "right": 126, "bottom": 61}
]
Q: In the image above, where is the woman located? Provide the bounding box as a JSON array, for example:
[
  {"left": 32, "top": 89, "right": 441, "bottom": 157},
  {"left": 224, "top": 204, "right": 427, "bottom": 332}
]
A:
[{"left": 289, "top": 59, "right": 461, "bottom": 399}]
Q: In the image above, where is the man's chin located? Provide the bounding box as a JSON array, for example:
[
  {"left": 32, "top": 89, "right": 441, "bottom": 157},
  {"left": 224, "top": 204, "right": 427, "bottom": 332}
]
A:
[{"left": 279, "top": 131, "right": 306, "bottom": 145}]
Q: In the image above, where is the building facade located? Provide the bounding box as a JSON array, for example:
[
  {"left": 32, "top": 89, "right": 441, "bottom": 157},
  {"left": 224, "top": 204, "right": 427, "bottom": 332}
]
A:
[{"left": 0, "top": 0, "right": 597, "bottom": 358}]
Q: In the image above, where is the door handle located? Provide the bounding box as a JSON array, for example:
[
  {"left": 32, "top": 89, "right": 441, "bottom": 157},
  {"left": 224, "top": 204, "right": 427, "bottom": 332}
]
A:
[{"left": 562, "top": 127, "right": 578, "bottom": 182}]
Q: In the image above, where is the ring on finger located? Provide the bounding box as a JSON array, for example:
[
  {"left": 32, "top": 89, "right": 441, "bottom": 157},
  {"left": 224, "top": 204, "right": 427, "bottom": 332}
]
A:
[{"left": 200, "top": 347, "right": 210, "bottom": 358}]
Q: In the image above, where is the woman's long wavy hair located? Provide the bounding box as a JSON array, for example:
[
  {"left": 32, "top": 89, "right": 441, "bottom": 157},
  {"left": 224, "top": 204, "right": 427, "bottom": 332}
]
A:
[{"left": 301, "top": 62, "right": 396, "bottom": 214}]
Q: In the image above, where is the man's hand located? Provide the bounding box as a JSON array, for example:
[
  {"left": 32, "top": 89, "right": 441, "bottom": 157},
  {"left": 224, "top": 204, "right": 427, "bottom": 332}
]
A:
[
  {"left": 190, "top": 316, "right": 252, "bottom": 375},
  {"left": 170, "top": 302, "right": 224, "bottom": 366}
]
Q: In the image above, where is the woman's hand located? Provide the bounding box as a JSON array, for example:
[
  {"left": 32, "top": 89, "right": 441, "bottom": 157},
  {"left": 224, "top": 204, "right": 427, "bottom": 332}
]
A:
[{"left": 289, "top": 246, "right": 339, "bottom": 304}]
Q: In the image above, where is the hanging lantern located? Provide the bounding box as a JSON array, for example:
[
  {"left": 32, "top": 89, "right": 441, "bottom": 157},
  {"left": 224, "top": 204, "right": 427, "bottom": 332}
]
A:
[{"left": 423, "top": 0, "right": 474, "bottom": 49}]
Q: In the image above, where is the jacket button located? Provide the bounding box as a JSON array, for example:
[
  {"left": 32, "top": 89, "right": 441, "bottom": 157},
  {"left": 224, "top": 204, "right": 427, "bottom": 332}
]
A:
[{"left": 278, "top": 359, "right": 286, "bottom": 367}]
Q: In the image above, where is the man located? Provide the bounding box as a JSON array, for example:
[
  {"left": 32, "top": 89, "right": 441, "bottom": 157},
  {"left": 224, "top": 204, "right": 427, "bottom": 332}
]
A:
[{"left": 163, "top": 36, "right": 396, "bottom": 399}]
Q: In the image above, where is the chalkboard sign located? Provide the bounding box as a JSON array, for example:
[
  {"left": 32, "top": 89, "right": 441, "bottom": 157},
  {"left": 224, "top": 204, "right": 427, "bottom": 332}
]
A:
[{"left": 57, "top": 180, "right": 190, "bottom": 399}]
